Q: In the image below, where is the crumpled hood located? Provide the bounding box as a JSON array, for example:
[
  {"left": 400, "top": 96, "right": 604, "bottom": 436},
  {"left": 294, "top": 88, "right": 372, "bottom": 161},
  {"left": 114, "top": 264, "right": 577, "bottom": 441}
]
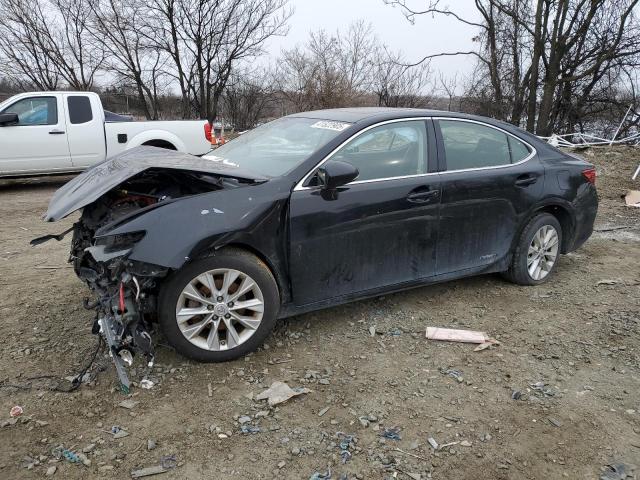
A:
[{"left": 44, "top": 146, "right": 265, "bottom": 221}]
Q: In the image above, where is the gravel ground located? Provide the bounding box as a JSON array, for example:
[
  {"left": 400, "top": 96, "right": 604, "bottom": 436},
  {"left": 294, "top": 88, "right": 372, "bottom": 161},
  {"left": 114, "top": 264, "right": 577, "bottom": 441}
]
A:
[{"left": 0, "top": 147, "right": 639, "bottom": 480}]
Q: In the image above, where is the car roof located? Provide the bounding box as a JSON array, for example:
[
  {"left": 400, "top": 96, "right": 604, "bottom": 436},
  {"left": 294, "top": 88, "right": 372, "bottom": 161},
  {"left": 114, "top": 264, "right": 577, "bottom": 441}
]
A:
[
  {"left": 288, "top": 107, "right": 496, "bottom": 124},
  {"left": 287, "top": 106, "right": 551, "bottom": 150}
]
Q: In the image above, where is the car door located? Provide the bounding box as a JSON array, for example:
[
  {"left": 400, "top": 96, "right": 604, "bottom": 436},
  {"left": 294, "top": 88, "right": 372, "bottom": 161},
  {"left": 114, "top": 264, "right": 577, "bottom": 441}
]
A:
[
  {"left": 0, "top": 95, "right": 71, "bottom": 174},
  {"left": 63, "top": 94, "right": 106, "bottom": 167},
  {"left": 434, "top": 118, "right": 544, "bottom": 275},
  {"left": 289, "top": 119, "right": 441, "bottom": 306}
]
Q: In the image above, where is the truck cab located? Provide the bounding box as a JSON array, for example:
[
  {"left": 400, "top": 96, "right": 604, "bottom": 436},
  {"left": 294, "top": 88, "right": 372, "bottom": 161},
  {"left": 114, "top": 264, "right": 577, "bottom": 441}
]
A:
[
  {"left": 0, "top": 91, "right": 212, "bottom": 177},
  {"left": 0, "top": 92, "right": 106, "bottom": 175}
]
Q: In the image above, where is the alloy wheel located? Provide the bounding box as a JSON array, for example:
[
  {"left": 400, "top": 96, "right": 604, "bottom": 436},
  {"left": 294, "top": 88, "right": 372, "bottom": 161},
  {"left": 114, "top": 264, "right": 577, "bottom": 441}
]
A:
[
  {"left": 175, "top": 268, "right": 264, "bottom": 351},
  {"left": 527, "top": 225, "right": 559, "bottom": 281}
]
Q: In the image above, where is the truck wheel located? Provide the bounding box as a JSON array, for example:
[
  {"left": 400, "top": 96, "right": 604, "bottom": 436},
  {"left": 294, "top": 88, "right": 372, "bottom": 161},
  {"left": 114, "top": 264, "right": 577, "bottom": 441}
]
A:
[
  {"left": 142, "top": 140, "right": 176, "bottom": 150},
  {"left": 158, "top": 248, "right": 279, "bottom": 362},
  {"left": 503, "top": 213, "right": 562, "bottom": 285}
]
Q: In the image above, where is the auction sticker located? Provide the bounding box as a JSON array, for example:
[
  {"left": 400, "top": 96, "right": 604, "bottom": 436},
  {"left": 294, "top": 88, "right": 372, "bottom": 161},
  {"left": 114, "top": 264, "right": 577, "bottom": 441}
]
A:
[{"left": 310, "top": 120, "right": 351, "bottom": 131}]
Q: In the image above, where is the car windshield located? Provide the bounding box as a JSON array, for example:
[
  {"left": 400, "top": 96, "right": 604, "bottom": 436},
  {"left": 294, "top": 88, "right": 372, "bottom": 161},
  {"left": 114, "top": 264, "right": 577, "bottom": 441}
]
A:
[{"left": 204, "top": 117, "right": 351, "bottom": 177}]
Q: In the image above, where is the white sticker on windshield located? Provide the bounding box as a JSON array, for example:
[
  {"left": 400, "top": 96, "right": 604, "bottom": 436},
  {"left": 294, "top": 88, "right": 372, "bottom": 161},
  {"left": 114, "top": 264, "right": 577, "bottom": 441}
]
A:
[{"left": 310, "top": 120, "right": 351, "bottom": 132}]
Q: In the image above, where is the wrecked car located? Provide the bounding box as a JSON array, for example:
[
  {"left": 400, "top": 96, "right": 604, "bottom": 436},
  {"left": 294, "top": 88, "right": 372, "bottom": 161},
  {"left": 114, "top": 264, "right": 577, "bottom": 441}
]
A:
[{"left": 37, "top": 108, "right": 598, "bottom": 389}]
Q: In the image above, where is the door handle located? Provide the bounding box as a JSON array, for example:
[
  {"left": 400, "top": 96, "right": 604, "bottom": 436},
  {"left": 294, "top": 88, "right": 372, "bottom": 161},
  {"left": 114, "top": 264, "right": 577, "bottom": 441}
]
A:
[
  {"left": 407, "top": 188, "right": 440, "bottom": 203},
  {"left": 514, "top": 174, "right": 537, "bottom": 187},
  {"left": 49, "top": 129, "right": 65, "bottom": 135}
]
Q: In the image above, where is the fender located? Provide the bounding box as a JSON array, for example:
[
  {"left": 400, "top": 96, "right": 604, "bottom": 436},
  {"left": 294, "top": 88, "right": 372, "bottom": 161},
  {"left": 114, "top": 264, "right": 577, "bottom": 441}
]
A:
[
  {"left": 513, "top": 196, "right": 577, "bottom": 253},
  {"left": 126, "top": 130, "right": 188, "bottom": 152}
]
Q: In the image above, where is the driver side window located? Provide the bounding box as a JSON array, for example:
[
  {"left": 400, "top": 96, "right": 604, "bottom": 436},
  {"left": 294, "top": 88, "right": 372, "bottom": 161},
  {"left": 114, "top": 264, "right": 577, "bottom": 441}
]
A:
[
  {"left": 2, "top": 96, "right": 58, "bottom": 126},
  {"left": 331, "top": 120, "right": 428, "bottom": 182}
]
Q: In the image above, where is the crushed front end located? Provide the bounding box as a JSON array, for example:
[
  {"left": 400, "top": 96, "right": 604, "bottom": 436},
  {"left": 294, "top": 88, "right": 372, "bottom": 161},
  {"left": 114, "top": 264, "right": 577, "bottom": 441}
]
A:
[
  {"left": 35, "top": 148, "right": 266, "bottom": 391},
  {"left": 70, "top": 192, "right": 172, "bottom": 392}
]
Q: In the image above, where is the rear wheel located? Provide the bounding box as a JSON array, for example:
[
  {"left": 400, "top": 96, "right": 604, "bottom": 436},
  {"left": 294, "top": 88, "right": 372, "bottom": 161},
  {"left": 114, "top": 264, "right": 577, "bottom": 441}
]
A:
[
  {"left": 503, "top": 213, "right": 562, "bottom": 285},
  {"left": 158, "top": 248, "right": 279, "bottom": 362}
]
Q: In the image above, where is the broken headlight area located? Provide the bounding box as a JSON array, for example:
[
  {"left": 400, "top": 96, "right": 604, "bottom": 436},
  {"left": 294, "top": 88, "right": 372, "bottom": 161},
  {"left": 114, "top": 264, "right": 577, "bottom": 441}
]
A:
[{"left": 96, "top": 231, "right": 146, "bottom": 252}]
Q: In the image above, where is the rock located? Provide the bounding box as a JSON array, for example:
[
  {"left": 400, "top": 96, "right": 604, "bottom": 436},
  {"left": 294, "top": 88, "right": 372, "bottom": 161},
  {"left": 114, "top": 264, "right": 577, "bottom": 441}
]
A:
[
  {"left": 548, "top": 417, "right": 563, "bottom": 427},
  {"left": 460, "top": 440, "right": 472, "bottom": 447},
  {"left": 255, "top": 381, "right": 311, "bottom": 406},
  {"left": 45, "top": 466, "right": 56, "bottom": 476},
  {"left": 82, "top": 443, "right": 96, "bottom": 453},
  {"left": 113, "top": 430, "right": 129, "bottom": 439},
  {"left": 277, "top": 460, "right": 286, "bottom": 469},
  {"left": 238, "top": 416, "right": 251, "bottom": 424},
  {"left": 147, "top": 439, "right": 157, "bottom": 451},
  {"left": 118, "top": 400, "right": 139, "bottom": 410},
  {"left": 291, "top": 447, "right": 300, "bottom": 455}
]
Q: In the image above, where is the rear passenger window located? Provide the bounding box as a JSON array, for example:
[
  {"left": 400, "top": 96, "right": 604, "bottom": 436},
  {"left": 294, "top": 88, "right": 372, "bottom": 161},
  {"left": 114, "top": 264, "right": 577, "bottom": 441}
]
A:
[
  {"left": 330, "top": 120, "right": 428, "bottom": 182},
  {"left": 68, "top": 96, "right": 93, "bottom": 124},
  {"left": 508, "top": 135, "right": 531, "bottom": 162},
  {"left": 439, "top": 120, "right": 529, "bottom": 170}
]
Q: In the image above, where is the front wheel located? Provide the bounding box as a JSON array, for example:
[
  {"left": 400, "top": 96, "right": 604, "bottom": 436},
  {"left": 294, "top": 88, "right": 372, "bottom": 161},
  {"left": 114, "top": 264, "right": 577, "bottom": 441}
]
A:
[
  {"left": 503, "top": 213, "right": 562, "bottom": 285},
  {"left": 158, "top": 248, "right": 279, "bottom": 362}
]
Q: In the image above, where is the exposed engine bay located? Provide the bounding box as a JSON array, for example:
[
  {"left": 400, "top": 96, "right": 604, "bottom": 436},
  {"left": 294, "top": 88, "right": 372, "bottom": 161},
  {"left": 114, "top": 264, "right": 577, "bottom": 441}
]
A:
[{"left": 33, "top": 149, "right": 259, "bottom": 391}]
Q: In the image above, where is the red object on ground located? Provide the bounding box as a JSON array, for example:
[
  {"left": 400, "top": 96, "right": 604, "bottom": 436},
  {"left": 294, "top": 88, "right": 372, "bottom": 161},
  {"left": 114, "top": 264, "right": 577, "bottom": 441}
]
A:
[{"left": 10, "top": 405, "right": 23, "bottom": 417}]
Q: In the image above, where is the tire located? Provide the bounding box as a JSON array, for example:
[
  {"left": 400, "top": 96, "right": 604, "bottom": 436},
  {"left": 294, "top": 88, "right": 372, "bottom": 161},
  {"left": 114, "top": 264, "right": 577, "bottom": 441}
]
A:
[
  {"left": 503, "top": 213, "right": 562, "bottom": 286},
  {"left": 158, "top": 248, "right": 279, "bottom": 362}
]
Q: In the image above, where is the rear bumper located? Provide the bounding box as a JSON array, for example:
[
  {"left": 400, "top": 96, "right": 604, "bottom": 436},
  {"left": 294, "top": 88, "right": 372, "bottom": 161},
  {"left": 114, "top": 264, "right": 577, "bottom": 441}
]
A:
[{"left": 568, "top": 185, "right": 598, "bottom": 252}]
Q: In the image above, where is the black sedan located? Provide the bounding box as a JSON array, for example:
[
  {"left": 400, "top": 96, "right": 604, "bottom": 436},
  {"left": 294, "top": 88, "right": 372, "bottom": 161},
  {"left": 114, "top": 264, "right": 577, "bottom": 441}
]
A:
[{"left": 41, "top": 107, "right": 598, "bottom": 367}]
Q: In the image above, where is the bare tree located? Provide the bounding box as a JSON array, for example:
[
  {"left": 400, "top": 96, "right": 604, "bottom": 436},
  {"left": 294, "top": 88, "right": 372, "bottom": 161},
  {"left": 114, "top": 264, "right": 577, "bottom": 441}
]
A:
[
  {"left": 386, "top": 0, "right": 640, "bottom": 135},
  {"left": 0, "top": 0, "right": 103, "bottom": 90},
  {"left": 222, "top": 69, "right": 275, "bottom": 130},
  {"left": 277, "top": 21, "right": 379, "bottom": 112},
  {"left": 90, "top": 0, "right": 168, "bottom": 119},
  {"left": 145, "top": 0, "right": 291, "bottom": 120},
  {"left": 373, "top": 49, "right": 433, "bottom": 108},
  {"left": 438, "top": 73, "right": 459, "bottom": 111}
]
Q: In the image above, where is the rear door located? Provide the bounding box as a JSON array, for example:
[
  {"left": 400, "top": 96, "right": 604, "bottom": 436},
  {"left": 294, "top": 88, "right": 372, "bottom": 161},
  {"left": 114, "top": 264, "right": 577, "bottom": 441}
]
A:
[
  {"left": 63, "top": 94, "right": 106, "bottom": 167},
  {"left": 0, "top": 95, "right": 71, "bottom": 174},
  {"left": 289, "top": 119, "right": 441, "bottom": 306},
  {"left": 434, "top": 118, "right": 544, "bottom": 274}
]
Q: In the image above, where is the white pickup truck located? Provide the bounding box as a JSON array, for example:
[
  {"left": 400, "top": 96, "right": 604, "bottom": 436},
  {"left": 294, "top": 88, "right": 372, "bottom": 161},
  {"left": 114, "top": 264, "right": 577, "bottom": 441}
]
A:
[{"left": 0, "top": 91, "right": 212, "bottom": 176}]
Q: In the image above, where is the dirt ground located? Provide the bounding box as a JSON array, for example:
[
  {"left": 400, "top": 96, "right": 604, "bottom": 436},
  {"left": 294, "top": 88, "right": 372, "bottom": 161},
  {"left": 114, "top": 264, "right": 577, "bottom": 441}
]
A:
[{"left": 1, "top": 147, "right": 639, "bottom": 480}]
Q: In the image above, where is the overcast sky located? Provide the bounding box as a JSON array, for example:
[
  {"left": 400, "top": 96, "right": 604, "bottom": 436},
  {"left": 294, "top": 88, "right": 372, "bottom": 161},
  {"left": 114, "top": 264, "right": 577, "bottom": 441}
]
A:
[{"left": 265, "top": 0, "right": 481, "bottom": 79}]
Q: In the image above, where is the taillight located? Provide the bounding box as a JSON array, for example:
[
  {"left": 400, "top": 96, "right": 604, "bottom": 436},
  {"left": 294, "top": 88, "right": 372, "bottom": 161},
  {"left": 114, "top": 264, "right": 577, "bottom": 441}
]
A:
[
  {"left": 582, "top": 168, "right": 596, "bottom": 185},
  {"left": 204, "top": 122, "right": 212, "bottom": 142}
]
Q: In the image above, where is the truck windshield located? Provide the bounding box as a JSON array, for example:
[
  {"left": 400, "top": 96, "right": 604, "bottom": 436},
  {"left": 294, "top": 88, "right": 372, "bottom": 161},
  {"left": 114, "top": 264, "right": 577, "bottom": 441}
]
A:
[{"left": 204, "top": 117, "right": 351, "bottom": 177}]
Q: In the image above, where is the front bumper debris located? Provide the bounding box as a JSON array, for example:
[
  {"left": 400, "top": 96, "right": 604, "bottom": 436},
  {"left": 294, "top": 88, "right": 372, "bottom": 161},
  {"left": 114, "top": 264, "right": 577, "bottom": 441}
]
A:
[{"left": 98, "top": 314, "right": 133, "bottom": 394}]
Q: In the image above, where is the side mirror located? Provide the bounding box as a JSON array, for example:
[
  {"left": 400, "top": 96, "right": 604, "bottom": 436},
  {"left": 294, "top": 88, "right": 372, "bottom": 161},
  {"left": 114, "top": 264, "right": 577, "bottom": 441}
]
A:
[
  {"left": 318, "top": 160, "right": 359, "bottom": 190},
  {"left": 0, "top": 112, "right": 18, "bottom": 126}
]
